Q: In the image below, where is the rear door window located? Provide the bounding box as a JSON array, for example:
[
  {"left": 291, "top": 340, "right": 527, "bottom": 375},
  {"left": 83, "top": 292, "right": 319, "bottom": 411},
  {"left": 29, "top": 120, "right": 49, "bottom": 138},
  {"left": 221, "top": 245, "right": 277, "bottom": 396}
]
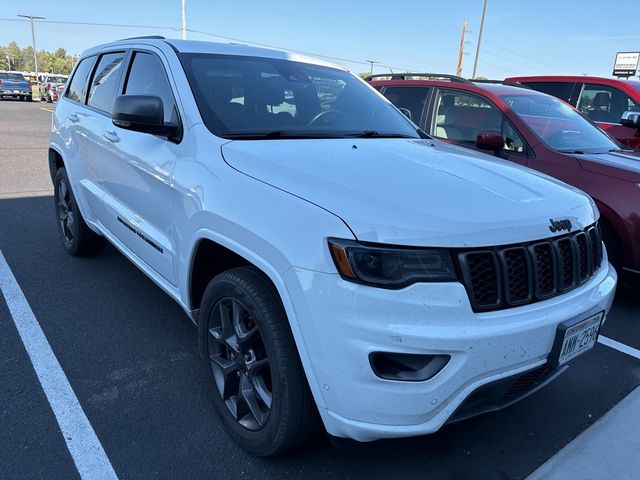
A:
[
  {"left": 521, "top": 81, "right": 575, "bottom": 104},
  {"left": 381, "top": 86, "right": 429, "bottom": 125},
  {"left": 87, "top": 52, "right": 126, "bottom": 114},
  {"left": 65, "top": 56, "right": 97, "bottom": 103},
  {"left": 577, "top": 84, "right": 639, "bottom": 124}
]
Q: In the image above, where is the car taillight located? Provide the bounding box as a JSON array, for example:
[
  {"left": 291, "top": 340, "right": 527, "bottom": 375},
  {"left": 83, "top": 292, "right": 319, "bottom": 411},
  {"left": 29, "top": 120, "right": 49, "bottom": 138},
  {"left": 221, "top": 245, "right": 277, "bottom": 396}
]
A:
[
  {"left": 47, "top": 82, "right": 51, "bottom": 90},
  {"left": 0, "top": 80, "right": 3, "bottom": 89}
]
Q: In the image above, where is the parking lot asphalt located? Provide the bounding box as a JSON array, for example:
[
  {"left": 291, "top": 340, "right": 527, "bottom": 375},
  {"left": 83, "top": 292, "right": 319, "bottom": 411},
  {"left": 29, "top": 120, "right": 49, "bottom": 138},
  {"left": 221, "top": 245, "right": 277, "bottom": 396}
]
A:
[{"left": 1, "top": 99, "right": 639, "bottom": 480}]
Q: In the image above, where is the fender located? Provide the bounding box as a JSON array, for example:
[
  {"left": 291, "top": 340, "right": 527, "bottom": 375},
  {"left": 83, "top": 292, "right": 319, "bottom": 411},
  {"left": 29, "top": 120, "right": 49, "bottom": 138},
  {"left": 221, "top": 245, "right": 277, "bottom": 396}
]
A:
[{"left": 184, "top": 228, "right": 329, "bottom": 410}]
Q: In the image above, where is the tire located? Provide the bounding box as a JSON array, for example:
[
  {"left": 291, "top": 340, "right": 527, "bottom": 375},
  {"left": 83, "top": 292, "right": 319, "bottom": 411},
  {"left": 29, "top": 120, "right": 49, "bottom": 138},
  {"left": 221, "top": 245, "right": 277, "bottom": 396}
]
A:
[
  {"left": 27, "top": 95, "right": 33, "bottom": 102},
  {"left": 47, "top": 94, "right": 53, "bottom": 103},
  {"left": 199, "top": 267, "right": 319, "bottom": 456},
  {"left": 54, "top": 168, "right": 106, "bottom": 256}
]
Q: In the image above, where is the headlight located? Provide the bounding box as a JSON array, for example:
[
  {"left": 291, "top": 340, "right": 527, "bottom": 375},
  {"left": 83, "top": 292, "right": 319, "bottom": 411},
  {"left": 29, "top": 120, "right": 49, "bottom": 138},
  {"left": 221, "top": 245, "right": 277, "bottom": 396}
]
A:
[{"left": 328, "top": 238, "right": 457, "bottom": 288}]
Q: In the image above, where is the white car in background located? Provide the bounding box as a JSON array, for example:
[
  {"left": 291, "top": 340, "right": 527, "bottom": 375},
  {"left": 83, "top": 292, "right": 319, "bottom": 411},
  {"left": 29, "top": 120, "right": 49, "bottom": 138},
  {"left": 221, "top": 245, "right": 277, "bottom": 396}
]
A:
[{"left": 48, "top": 36, "right": 617, "bottom": 456}]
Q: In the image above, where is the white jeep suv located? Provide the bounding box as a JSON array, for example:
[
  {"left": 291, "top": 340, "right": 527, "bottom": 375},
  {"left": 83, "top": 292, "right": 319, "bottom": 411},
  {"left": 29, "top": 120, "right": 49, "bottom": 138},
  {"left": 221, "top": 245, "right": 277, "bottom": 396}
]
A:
[{"left": 49, "top": 36, "right": 617, "bottom": 456}]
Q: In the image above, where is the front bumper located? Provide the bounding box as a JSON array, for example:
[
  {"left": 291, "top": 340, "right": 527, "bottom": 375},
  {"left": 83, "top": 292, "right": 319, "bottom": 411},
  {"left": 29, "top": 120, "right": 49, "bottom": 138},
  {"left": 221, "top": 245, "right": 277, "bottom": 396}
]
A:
[{"left": 284, "top": 258, "right": 617, "bottom": 441}]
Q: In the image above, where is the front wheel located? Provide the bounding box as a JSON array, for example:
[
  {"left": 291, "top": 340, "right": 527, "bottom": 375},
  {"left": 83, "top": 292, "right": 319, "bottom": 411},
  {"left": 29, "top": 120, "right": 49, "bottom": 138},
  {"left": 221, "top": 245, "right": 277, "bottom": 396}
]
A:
[
  {"left": 199, "top": 267, "right": 319, "bottom": 456},
  {"left": 54, "top": 168, "right": 106, "bottom": 256}
]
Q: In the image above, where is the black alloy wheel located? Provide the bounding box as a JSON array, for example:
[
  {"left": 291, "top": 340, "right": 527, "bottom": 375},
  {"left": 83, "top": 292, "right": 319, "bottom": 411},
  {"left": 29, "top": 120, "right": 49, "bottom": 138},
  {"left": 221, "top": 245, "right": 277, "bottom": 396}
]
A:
[{"left": 207, "top": 296, "right": 272, "bottom": 430}]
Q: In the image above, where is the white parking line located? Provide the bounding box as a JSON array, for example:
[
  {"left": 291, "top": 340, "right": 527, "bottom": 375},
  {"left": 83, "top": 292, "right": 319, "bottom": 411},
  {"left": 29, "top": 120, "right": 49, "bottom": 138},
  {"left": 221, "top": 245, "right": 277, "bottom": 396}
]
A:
[
  {"left": 0, "top": 251, "right": 118, "bottom": 480},
  {"left": 598, "top": 335, "right": 640, "bottom": 360}
]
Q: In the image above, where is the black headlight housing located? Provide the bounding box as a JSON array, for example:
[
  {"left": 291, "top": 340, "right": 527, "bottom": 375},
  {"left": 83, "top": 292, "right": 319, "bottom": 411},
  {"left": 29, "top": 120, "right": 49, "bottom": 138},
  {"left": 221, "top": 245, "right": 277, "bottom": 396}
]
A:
[{"left": 328, "top": 238, "right": 457, "bottom": 288}]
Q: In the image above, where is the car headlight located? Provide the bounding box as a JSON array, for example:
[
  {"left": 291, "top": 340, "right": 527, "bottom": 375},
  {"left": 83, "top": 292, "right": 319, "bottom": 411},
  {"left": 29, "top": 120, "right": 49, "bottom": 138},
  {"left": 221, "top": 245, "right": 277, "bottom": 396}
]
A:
[{"left": 328, "top": 238, "right": 457, "bottom": 288}]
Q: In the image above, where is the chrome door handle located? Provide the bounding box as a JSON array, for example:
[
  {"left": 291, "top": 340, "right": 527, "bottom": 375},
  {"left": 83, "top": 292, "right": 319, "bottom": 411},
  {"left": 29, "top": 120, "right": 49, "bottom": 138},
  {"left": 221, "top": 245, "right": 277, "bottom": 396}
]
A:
[
  {"left": 67, "top": 113, "right": 80, "bottom": 122},
  {"left": 103, "top": 131, "right": 120, "bottom": 143}
]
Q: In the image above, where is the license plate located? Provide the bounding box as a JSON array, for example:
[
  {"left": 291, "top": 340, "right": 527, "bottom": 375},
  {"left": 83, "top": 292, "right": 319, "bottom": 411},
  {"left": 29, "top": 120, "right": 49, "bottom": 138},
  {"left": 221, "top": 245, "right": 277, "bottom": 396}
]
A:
[
  {"left": 13, "top": 90, "right": 19, "bottom": 93},
  {"left": 552, "top": 311, "right": 604, "bottom": 366}
]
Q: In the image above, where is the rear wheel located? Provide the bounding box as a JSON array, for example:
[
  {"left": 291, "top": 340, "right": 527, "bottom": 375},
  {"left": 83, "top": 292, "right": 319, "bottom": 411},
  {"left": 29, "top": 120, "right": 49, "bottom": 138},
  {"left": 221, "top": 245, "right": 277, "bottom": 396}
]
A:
[
  {"left": 199, "top": 267, "right": 319, "bottom": 456},
  {"left": 54, "top": 168, "right": 106, "bottom": 256},
  {"left": 26, "top": 95, "right": 32, "bottom": 102}
]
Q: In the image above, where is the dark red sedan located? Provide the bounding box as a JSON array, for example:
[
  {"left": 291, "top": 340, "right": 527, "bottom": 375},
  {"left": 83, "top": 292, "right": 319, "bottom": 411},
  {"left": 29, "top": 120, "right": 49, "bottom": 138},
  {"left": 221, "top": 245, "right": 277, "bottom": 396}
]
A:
[{"left": 368, "top": 74, "right": 640, "bottom": 280}]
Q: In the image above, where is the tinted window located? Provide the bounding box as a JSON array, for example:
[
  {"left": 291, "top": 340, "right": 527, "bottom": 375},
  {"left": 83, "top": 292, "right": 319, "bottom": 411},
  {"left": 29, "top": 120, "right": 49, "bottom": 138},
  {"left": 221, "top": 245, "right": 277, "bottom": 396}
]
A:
[
  {"left": 577, "top": 84, "right": 639, "bottom": 124},
  {"left": 124, "top": 51, "right": 178, "bottom": 124},
  {"left": 87, "top": 52, "right": 125, "bottom": 114},
  {"left": 431, "top": 90, "right": 526, "bottom": 153},
  {"left": 522, "top": 81, "right": 575, "bottom": 102},
  {"left": 65, "top": 56, "right": 96, "bottom": 102},
  {"left": 179, "top": 53, "right": 420, "bottom": 139},
  {"left": 0, "top": 73, "right": 26, "bottom": 81},
  {"left": 381, "top": 86, "right": 429, "bottom": 124},
  {"left": 502, "top": 93, "right": 618, "bottom": 153}
]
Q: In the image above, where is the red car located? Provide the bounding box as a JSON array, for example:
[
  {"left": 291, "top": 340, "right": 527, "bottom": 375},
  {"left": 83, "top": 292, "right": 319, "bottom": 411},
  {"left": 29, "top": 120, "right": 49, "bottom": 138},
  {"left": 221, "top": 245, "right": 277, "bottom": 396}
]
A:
[
  {"left": 506, "top": 75, "right": 640, "bottom": 149},
  {"left": 368, "top": 74, "right": 640, "bottom": 281}
]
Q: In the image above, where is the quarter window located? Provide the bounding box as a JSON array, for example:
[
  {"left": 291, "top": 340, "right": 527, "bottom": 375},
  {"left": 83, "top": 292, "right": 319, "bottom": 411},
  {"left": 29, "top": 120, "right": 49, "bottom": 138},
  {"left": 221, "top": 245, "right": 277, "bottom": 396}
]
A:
[
  {"left": 521, "top": 81, "right": 575, "bottom": 103},
  {"left": 431, "top": 90, "right": 526, "bottom": 153},
  {"left": 124, "top": 52, "right": 178, "bottom": 124},
  {"left": 577, "top": 84, "right": 639, "bottom": 124},
  {"left": 87, "top": 52, "right": 126, "bottom": 114},
  {"left": 65, "top": 56, "right": 96, "bottom": 103}
]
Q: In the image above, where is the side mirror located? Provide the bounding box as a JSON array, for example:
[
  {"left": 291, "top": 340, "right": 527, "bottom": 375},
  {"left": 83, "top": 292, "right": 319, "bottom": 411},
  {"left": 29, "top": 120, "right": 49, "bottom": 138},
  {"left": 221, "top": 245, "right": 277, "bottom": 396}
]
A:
[
  {"left": 476, "top": 131, "right": 505, "bottom": 153},
  {"left": 398, "top": 107, "right": 413, "bottom": 121},
  {"left": 112, "top": 95, "right": 178, "bottom": 138},
  {"left": 621, "top": 111, "right": 640, "bottom": 129}
]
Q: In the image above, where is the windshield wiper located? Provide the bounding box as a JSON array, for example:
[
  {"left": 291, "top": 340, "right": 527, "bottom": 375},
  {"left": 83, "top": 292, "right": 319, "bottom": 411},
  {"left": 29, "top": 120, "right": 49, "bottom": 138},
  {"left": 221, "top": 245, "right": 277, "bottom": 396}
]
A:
[
  {"left": 341, "top": 131, "right": 415, "bottom": 138},
  {"left": 224, "top": 131, "right": 337, "bottom": 140}
]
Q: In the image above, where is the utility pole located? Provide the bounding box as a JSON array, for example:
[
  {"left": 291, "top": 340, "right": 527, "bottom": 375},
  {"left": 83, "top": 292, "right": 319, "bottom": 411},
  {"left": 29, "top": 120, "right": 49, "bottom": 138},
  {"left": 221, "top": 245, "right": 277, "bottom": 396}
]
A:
[
  {"left": 17, "top": 14, "right": 44, "bottom": 89},
  {"left": 471, "top": 0, "right": 488, "bottom": 79},
  {"left": 366, "top": 60, "right": 379, "bottom": 75},
  {"left": 181, "top": 0, "right": 187, "bottom": 40},
  {"left": 456, "top": 19, "right": 467, "bottom": 77}
]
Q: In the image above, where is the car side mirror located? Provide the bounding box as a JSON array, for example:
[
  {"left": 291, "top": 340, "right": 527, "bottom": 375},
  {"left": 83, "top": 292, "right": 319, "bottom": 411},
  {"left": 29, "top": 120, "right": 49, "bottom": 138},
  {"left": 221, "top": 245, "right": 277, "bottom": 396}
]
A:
[
  {"left": 476, "top": 131, "right": 505, "bottom": 153},
  {"left": 620, "top": 111, "right": 640, "bottom": 129},
  {"left": 112, "top": 95, "right": 179, "bottom": 138},
  {"left": 398, "top": 107, "right": 413, "bottom": 121}
]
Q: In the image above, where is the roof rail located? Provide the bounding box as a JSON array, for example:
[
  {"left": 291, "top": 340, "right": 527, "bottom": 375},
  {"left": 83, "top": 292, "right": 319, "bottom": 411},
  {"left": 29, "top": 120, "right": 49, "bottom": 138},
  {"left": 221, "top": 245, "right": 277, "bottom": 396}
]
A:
[
  {"left": 120, "top": 35, "right": 166, "bottom": 41},
  {"left": 471, "top": 79, "right": 531, "bottom": 89},
  {"left": 365, "top": 73, "right": 473, "bottom": 84}
]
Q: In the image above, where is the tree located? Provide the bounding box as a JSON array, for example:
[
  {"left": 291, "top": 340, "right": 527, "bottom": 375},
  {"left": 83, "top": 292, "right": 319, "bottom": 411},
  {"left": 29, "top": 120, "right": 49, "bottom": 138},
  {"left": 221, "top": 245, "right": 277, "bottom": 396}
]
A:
[{"left": 0, "top": 42, "right": 76, "bottom": 74}]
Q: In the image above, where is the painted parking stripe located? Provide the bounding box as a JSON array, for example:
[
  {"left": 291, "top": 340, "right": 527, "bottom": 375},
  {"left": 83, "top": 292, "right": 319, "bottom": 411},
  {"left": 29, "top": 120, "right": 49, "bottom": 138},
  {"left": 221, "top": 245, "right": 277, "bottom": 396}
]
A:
[
  {"left": 598, "top": 335, "right": 640, "bottom": 360},
  {"left": 0, "top": 251, "right": 118, "bottom": 480},
  {"left": 40, "top": 107, "right": 54, "bottom": 113}
]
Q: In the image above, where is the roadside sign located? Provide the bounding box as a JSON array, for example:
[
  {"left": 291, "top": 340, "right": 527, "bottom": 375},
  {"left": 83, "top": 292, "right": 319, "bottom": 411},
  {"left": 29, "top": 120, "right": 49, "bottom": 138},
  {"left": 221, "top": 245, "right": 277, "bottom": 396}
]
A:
[{"left": 613, "top": 52, "right": 640, "bottom": 77}]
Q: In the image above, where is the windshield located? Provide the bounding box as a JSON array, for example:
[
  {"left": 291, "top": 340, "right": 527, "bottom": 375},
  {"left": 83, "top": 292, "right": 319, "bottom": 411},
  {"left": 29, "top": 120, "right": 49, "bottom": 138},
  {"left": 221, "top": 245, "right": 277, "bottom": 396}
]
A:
[
  {"left": 501, "top": 93, "right": 620, "bottom": 153},
  {"left": 179, "top": 53, "right": 421, "bottom": 139},
  {"left": 48, "top": 76, "right": 67, "bottom": 83},
  {"left": 0, "top": 73, "right": 26, "bottom": 81}
]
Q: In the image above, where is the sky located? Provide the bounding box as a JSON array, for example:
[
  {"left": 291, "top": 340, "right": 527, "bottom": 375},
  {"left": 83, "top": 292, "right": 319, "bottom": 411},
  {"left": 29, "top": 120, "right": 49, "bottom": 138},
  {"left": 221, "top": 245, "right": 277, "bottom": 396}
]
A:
[{"left": 1, "top": 0, "right": 639, "bottom": 79}]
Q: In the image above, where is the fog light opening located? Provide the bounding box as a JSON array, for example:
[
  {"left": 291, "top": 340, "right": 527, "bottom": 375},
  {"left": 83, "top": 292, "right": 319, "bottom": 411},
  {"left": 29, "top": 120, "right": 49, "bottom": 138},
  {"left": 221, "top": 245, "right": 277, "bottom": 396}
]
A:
[{"left": 369, "top": 352, "right": 450, "bottom": 382}]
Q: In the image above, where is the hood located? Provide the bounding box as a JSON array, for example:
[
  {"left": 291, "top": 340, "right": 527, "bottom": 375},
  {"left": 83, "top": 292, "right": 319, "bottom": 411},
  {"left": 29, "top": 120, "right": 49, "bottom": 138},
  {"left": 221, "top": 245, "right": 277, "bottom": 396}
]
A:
[
  {"left": 574, "top": 150, "right": 640, "bottom": 183},
  {"left": 221, "top": 138, "right": 597, "bottom": 247}
]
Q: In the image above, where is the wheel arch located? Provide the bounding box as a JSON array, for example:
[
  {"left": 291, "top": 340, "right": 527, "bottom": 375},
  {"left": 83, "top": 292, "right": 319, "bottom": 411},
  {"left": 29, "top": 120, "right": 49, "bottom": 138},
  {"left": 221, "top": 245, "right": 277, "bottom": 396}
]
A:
[
  {"left": 48, "top": 146, "right": 65, "bottom": 183},
  {"left": 185, "top": 230, "right": 328, "bottom": 411}
]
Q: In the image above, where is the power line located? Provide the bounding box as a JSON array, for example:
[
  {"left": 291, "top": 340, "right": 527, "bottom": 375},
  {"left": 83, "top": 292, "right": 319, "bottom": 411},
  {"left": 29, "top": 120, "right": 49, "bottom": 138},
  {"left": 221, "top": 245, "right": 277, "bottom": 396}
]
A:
[
  {"left": 481, "top": 48, "right": 548, "bottom": 73},
  {"left": 0, "top": 17, "right": 419, "bottom": 73},
  {"left": 482, "top": 38, "right": 564, "bottom": 70}
]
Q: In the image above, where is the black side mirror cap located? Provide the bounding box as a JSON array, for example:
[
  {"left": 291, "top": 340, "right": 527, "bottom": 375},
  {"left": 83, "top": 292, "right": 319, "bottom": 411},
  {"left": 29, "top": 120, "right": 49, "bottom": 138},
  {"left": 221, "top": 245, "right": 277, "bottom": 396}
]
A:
[
  {"left": 112, "top": 95, "right": 179, "bottom": 139},
  {"left": 621, "top": 111, "right": 640, "bottom": 129}
]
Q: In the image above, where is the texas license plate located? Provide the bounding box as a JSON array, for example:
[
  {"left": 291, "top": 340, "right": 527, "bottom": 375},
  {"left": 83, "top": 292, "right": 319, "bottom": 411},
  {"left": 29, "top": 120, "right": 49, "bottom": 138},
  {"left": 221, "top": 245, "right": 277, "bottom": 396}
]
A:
[{"left": 552, "top": 311, "right": 604, "bottom": 366}]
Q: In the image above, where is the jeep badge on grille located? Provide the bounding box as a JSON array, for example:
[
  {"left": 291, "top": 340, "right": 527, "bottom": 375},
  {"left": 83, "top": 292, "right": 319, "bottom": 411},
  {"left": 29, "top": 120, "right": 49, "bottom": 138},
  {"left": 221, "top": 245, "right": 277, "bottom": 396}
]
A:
[{"left": 549, "top": 218, "right": 572, "bottom": 233}]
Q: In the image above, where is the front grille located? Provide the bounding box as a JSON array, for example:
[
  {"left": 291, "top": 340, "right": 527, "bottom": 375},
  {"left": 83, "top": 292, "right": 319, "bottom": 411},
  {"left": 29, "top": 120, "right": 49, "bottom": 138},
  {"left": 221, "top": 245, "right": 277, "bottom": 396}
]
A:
[{"left": 458, "top": 223, "right": 603, "bottom": 312}]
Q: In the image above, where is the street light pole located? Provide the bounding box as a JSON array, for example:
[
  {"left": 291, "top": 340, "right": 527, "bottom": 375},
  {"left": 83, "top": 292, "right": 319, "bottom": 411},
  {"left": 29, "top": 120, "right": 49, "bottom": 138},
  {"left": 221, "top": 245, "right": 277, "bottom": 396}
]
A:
[
  {"left": 471, "top": 0, "right": 488, "bottom": 79},
  {"left": 181, "top": 0, "right": 187, "bottom": 40},
  {"left": 366, "top": 60, "right": 379, "bottom": 75},
  {"left": 17, "top": 15, "right": 44, "bottom": 82}
]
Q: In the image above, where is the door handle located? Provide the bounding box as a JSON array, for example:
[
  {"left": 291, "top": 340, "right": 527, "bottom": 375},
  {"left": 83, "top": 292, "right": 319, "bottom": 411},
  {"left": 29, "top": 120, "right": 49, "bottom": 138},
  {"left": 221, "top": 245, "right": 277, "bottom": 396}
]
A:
[
  {"left": 67, "top": 113, "right": 80, "bottom": 123},
  {"left": 103, "top": 130, "right": 120, "bottom": 143}
]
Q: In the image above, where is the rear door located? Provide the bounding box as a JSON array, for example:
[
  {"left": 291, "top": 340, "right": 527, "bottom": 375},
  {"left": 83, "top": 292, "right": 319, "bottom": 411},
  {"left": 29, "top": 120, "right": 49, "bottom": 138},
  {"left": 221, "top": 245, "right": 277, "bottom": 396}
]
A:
[
  {"left": 98, "top": 48, "right": 182, "bottom": 285},
  {"left": 575, "top": 83, "right": 640, "bottom": 149},
  {"left": 427, "top": 88, "right": 531, "bottom": 166}
]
